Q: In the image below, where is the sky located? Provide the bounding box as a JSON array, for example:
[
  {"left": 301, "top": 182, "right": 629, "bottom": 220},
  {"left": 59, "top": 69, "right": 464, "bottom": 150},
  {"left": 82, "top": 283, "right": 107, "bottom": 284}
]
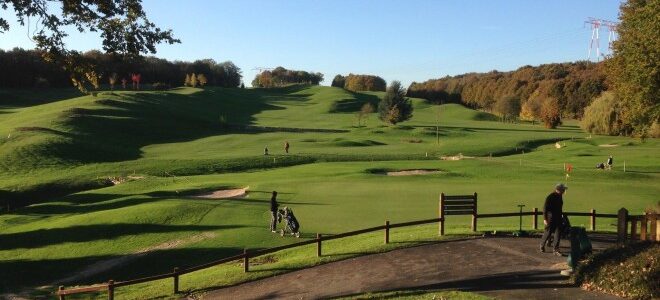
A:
[{"left": 0, "top": 0, "right": 623, "bottom": 87}]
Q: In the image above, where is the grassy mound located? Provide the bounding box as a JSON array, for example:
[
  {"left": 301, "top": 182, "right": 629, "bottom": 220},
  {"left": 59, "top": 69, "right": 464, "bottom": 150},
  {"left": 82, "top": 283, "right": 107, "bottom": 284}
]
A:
[{"left": 573, "top": 242, "right": 659, "bottom": 299}]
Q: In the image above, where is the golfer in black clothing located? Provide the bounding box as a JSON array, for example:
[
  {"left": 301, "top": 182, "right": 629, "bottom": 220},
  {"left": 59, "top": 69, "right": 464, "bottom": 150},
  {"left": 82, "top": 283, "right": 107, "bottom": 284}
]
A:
[
  {"left": 269, "top": 191, "right": 279, "bottom": 233},
  {"left": 539, "top": 183, "right": 567, "bottom": 255}
]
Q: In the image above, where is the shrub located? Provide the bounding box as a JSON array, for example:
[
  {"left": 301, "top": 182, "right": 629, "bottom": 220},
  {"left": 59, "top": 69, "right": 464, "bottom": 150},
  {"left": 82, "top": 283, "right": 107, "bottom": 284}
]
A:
[{"left": 573, "top": 242, "right": 659, "bottom": 299}]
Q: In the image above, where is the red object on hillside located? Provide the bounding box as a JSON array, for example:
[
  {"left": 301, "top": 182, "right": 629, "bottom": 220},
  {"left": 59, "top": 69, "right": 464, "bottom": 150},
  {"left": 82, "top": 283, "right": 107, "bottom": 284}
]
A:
[
  {"left": 566, "top": 164, "right": 573, "bottom": 172},
  {"left": 131, "top": 73, "right": 141, "bottom": 90}
]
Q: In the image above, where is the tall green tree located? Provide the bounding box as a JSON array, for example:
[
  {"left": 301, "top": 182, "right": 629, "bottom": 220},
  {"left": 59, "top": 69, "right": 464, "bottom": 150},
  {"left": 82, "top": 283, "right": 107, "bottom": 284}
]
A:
[
  {"left": 331, "top": 74, "right": 346, "bottom": 88},
  {"left": 378, "top": 81, "right": 413, "bottom": 125},
  {"left": 606, "top": 0, "right": 660, "bottom": 136},
  {"left": 0, "top": 0, "right": 180, "bottom": 93}
]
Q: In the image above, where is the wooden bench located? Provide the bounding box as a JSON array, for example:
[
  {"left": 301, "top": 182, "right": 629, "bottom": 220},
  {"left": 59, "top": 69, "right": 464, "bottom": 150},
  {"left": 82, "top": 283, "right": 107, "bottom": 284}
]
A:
[{"left": 439, "top": 193, "right": 477, "bottom": 235}]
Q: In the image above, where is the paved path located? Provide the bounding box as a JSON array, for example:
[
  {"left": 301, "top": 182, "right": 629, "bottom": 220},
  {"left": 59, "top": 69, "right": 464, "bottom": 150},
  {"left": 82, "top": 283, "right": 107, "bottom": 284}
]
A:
[{"left": 201, "top": 234, "right": 620, "bottom": 300}]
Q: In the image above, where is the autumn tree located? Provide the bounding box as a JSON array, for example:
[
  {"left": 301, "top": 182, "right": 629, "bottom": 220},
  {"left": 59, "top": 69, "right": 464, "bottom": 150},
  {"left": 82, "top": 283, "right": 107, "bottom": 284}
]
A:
[
  {"left": 197, "top": 73, "right": 208, "bottom": 87},
  {"left": 356, "top": 103, "right": 374, "bottom": 127},
  {"left": 344, "top": 74, "right": 387, "bottom": 92},
  {"left": 606, "top": 0, "right": 660, "bottom": 137},
  {"left": 580, "top": 92, "right": 622, "bottom": 135},
  {"left": 184, "top": 74, "right": 191, "bottom": 86},
  {"left": 378, "top": 81, "right": 413, "bottom": 125},
  {"left": 520, "top": 97, "right": 542, "bottom": 124},
  {"left": 0, "top": 0, "right": 179, "bottom": 93},
  {"left": 251, "top": 67, "right": 323, "bottom": 87},
  {"left": 190, "top": 73, "right": 198, "bottom": 88},
  {"left": 108, "top": 73, "right": 118, "bottom": 91},
  {"left": 494, "top": 95, "right": 521, "bottom": 122},
  {"left": 540, "top": 98, "right": 561, "bottom": 129}
]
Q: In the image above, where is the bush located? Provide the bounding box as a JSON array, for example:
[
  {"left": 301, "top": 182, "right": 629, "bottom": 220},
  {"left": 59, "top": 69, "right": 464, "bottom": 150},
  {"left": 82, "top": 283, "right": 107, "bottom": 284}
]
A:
[{"left": 573, "top": 242, "right": 659, "bottom": 299}]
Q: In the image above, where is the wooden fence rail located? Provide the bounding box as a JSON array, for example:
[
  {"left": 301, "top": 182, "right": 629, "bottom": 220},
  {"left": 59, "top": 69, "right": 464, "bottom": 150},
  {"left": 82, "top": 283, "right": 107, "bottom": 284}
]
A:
[{"left": 56, "top": 208, "right": 653, "bottom": 299}]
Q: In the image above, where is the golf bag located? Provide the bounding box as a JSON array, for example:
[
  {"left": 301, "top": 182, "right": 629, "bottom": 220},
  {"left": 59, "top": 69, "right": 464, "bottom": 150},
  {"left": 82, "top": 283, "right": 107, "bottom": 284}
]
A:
[
  {"left": 277, "top": 206, "right": 300, "bottom": 238},
  {"left": 546, "top": 214, "right": 571, "bottom": 247},
  {"left": 567, "top": 226, "right": 593, "bottom": 268}
]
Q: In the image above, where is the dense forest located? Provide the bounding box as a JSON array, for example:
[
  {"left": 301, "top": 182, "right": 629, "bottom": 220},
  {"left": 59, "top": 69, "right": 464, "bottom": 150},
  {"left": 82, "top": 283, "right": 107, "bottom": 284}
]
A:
[
  {"left": 332, "top": 74, "right": 387, "bottom": 92},
  {"left": 0, "top": 48, "right": 242, "bottom": 89},
  {"left": 251, "top": 67, "right": 323, "bottom": 88},
  {"left": 407, "top": 61, "right": 607, "bottom": 120}
]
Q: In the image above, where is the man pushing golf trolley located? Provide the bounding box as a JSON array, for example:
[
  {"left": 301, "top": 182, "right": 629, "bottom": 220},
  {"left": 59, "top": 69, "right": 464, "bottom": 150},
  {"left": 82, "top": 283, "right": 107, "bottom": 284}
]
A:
[
  {"left": 269, "top": 191, "right": 301, "bottom": 238},
  {"left": 277, "top": 206, "right": 301, "bottom": 238}
]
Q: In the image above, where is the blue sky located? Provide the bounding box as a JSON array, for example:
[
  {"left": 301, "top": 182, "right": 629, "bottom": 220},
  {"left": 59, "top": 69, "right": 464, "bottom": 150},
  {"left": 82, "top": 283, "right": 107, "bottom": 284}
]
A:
[{"left": 1, "top": 0, "right": 622, "bottom": 87}]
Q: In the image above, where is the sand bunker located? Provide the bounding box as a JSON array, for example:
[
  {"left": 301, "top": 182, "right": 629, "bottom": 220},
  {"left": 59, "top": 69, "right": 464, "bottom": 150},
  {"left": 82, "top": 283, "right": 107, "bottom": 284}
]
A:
[
  {"left": 195, "top": 187, "right": 249, "bottom": 199},
  {"left": 598, "top": 144, "right": 619, "bottom": 147},
  {"left": 386, "top": 169, "right": 442, "bottom": 176},
  {"left": 441, "top": 154, "right": 474, "bottom": 161}
]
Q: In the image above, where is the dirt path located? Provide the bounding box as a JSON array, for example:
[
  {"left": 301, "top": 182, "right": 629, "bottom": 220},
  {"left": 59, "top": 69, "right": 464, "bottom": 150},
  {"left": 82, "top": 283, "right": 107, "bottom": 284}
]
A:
[
  {"left": 54, "top": 231, "right": 216, "bottom": 284},
  {"left": 201, "top": 234, "right": 620, "bottom": 300}
]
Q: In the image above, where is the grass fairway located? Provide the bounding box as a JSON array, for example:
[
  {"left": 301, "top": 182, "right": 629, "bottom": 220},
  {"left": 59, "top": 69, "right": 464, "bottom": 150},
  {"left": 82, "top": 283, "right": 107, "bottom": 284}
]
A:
[{"left": 0, "top": 85, "right": 658, "bottom": 297}]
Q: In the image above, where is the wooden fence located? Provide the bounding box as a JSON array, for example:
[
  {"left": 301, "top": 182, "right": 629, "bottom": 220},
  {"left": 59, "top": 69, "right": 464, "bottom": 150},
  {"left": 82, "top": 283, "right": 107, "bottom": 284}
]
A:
[{"left": 56, "top": 208, "right": 656, "bottom": 299}]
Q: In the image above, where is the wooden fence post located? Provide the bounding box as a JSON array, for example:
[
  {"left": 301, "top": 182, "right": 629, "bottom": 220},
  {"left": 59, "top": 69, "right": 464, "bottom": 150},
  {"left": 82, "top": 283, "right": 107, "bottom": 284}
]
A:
[
  {"left": 107, "top": 280, "right": 114, "bottom": 300},
  {"left": 651, "top": 212, "right": 658, "bottom": 241},
  {"left": 173, "top": 267, "right": 179, "bottom": 294},
  {"left": 58, "top": 286, "right": 65, "bottom": 300},
  {"left": 471, "top": 192, "right": 478, "bottom": 232},
  {"left": 590, "top": 209, "right": 596, "bottom": 231},
  {"left": 439, "top": 193, "right": 445, "bottom": 236},
  {"left": 533, "top": 208, "right": 538, "bottom": 230},
  {"left": 243, "top": 249, "right": 249, "bottom": 272},
  {"left": 631, "top": 218, "right": 637, "bottom": 241},
  {"left": 317, "top": 233, "right": 322, "bottom": 257},
  {"left": 385, "top": 221, "right": 390, "bottom": 244},
  {"left": 617, "top": 208, "right": 628, "bottom": 245},
  {"left": 640, "top": 213, "right": 648, "bottom": 240}
]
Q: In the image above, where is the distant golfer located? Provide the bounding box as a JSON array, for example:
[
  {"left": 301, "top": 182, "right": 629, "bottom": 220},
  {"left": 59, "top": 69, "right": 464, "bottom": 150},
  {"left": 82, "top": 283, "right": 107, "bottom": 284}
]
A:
[
  {"left": 540, "top": 183, "right": 567, "bottom": 256},
  {"left": 606, "top": 155, "right": 613, "bottom": 170},
  {"left": 269, "top": 191, "right": 279, "bottom": 233},
  {"left": 284, "top": 141, "right": 290, "bottom": 154},
  {"left": 264, "top": 146, "right": 269, "bottom": 156}
]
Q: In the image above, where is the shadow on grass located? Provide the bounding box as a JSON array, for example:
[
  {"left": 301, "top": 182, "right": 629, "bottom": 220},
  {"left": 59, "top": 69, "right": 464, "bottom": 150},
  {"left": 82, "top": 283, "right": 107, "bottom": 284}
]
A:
[
  {"left": 0, "top": 246, "right": 244, "bottom": 294},
  {"left": 0, "top": 223, "right": 237, "bottom": 250}
]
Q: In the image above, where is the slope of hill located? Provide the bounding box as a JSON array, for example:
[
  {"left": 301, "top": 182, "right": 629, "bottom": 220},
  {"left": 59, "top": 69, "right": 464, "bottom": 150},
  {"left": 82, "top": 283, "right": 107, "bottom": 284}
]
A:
[{"left": 0, "top": 85, "right": 658, "bottom": 297}]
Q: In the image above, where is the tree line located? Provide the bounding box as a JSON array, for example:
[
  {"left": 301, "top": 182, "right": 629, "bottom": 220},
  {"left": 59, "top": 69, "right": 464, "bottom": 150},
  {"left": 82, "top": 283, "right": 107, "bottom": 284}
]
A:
[
  {"left": 0, "top": 48, "right": 242, "bottom": 89},
  {"left": 332, "top": 74, "right": 387, "bottom": 92},
  {"left": 407, "top": 61, "right": 607, "bottom": 123},
  {"left": 251, "top": 67, "right": 323, "bottom": 87}
]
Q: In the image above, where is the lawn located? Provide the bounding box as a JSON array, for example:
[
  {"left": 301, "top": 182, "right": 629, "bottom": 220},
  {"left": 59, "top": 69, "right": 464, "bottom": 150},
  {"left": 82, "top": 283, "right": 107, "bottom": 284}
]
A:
[{"left": 0, "top": 85, "right": 657, "bottom": 298}]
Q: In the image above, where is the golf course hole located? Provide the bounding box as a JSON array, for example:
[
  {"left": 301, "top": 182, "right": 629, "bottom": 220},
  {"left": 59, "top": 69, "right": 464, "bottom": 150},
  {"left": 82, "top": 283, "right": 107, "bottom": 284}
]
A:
[{"left": 194, "top": 187, "right": 249, "bottom": 199}]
